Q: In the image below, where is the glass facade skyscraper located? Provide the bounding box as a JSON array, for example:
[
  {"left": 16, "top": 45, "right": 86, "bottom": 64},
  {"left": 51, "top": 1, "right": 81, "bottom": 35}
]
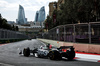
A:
[
  {"left": 34, "top": 11, "right": 39, "bottom": 22},
  {"left": 38, "top": 6, "right": 45, "bottom": 22},
  {"left": 16, "top": 5, "right": 27, "bottom": 25},
  {"left": 34, "top": 6, "right": 45, "bottom": 23}
]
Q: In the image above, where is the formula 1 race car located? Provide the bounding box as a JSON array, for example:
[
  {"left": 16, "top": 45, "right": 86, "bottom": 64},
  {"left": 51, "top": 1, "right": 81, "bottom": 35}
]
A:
[{"left": 19, "top": 44, "right": 75, "bottom": 60}]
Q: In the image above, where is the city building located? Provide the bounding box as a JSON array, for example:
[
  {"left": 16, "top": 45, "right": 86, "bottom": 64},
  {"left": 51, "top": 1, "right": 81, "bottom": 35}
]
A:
[
  {"left": 16, "top": 5, "right": 27, "bottom": 25},
  {"left": 49, "top": 2, "right": 56, "bottom": 17},
  {"left": 34, "top": 6, "right": 45, "bottom": 23},
  {"left": 7, "top": 21, "right": 17, "bottom": 27},
  {"left": 7, "top": 21, "right": 15, "bottom": 25},
  {"left": 18, "top": 21, "right": 44, "bottom": 33},
  {"left": 38, "top": 6, "right": 45, "bottom": 23},
  {"left": 57, "top": 0, "right": 65, "bottom": 10},
  {"left": 28, "top": 21, "right": 35, "bottom": 26},
  {"left": 18, "top": 22, "right": 44, "bottom": 38},
  {"left": 18, "top": 26, "right": 42, "bottom": 32},
  {"left": 49, "top": 0, "right": 65, "bottom": 17},
  {"left": 34, "top": 11, "right": 39, "bottom": 22}
]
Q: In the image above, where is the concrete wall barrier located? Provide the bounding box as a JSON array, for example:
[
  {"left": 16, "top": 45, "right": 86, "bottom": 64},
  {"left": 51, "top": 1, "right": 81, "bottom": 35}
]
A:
[
  {"left": 63, "top": 42, "right": 73, "bottom": 46},
  {"left": 73, "top": 43, "right": 89, "bottom": 53},
  {"left": 38, "top": 39, "right": 100, "bottom": 54},
  {"left": 38, "top": 39, "right": 59, "bottom": 47},
  {"left": 88, "top": 45, "right": 100, "bottom": 54}
]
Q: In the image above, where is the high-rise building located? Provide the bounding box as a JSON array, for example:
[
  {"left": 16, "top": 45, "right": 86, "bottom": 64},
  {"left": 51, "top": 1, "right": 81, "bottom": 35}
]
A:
[
  {"left": 34, "top": 11, "right": 39, "bottom": 22},
  {"left": 38, "top": 6, "right": 45, "bottom": 22},
  {"left": 34, "top": 6, "right": 45, "bottom": 23},
  {"left": 16, "top": 5, "right": 27, "bottom": 25}
]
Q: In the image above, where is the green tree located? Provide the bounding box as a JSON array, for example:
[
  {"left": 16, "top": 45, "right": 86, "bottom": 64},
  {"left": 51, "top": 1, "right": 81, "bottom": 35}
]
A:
[
  {"left": 44, "top": 15, "right": 53, "bottom": 30},
  {"left": 45, "top": 0, "right": 100, "bottom": 30},
  {"left": 0, "top": 14, "right": 13, "bottom": 30},
  {"left": 15, "top": 26, "right": 19, "bottom": 31},
  {"left": 0, "top": 14, "right": 3, "bottom": 28}
]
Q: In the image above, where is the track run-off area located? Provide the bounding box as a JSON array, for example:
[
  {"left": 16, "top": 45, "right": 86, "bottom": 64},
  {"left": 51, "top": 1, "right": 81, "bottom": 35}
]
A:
[{"left": 0, "top": 39, "right": 99, "bottom": 66}]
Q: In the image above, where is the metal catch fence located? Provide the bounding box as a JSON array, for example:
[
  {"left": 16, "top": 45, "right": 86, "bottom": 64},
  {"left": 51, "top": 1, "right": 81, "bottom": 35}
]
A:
[
  {"left": 43, "top": 22, "right": 100, "bottom": 44},
  {"left": 0, "top": 29, "right": 28, "bottom": 40}
]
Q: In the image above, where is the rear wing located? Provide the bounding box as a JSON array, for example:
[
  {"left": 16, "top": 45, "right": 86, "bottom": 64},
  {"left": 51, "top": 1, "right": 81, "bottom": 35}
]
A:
[
  {"left": 58, "top": 46, "right": 75, "bottom": 52},
  {"left": 59, "top": 46, "right": 74, "bottom": 49}
]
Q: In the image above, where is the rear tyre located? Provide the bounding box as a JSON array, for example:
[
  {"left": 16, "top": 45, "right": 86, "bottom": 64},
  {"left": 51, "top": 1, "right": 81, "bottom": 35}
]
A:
[
  {"left": 49, "top": 51, "right": 61, "bottom": 60},
  {"left": 67, "top": 51, "right": 75, "bottom": 60},
  {"left": 49, "top": 51, "right": 55, "bottom": 60},
  {"left": 23, "top": 48, "right": 30, "bottom": 57}
]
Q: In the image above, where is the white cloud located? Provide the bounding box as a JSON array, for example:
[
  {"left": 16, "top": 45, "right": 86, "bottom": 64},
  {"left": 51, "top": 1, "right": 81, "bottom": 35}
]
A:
[
  {"left": 0, "top": 0, "right": 19, "bottom": 11},
  {"left": 0, "top": 0, "right": 8, "bottom": 7},
  {"left": 0, "top": 0, "right": 58, "bottom": 21}
]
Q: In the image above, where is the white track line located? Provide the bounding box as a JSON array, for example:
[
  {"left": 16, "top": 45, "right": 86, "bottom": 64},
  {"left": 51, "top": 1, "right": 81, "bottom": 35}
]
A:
[
  {"left": 75, "top": 53, "right": 100, "bottom": 62},
  {"left": 0, "top": 63, "right": 14, "bottom": 66},
  {"left": 40, "top": 41, "right": 46, "bottom": 47}
]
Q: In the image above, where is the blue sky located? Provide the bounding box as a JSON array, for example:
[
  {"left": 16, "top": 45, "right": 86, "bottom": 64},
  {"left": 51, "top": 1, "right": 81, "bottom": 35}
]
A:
[{"left": 0, "top": 0, "right": 57, "bottom": 22}]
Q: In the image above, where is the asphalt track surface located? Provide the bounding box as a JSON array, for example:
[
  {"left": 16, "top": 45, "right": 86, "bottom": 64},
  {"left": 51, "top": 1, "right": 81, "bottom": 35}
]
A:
[{"left": 0, "top": 39, "right": 99, "bottom": 66}]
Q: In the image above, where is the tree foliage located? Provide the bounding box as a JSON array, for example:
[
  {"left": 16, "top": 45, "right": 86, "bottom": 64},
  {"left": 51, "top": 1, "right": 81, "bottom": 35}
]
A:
[
  {"left": 44, "top": 15, "right": 52, "bottom": 30},
  {"left": 45, "top": 0, "right": 100, "bottom": 30},
  {"left": 0, "top": 14, "right": 18, "bottom": 31}
]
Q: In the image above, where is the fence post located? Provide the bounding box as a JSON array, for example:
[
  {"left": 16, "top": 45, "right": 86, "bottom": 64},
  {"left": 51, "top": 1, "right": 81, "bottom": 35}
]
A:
[
  {"left": 0, "top": 29, "right": 1, "bottom": 39},
  {"left": 10, "top": 31, "right": 12, "bottom": 39},
  {"left": 56, "top": 27, "right": 59, "bottom": 41},
  {"left": 8, "top": 31, "right": 9, "bottom": 39},
  {"left": 6, "top": 30, "right": 8, "bottom": 39},
  {"left": 58, "top": 27, "right": 60, "bottom": 41},
  {"left": 73, "top": 24, "right": 76, "bottom": 43},
  {"left": 88, "top": 23, "right": 91, "bottom": 44},
  {"left": 64, "top": 26, "right": 66, "bottom": 42},
  {"left": 4, "top": 30, "right": 5, "bottom": 39}
]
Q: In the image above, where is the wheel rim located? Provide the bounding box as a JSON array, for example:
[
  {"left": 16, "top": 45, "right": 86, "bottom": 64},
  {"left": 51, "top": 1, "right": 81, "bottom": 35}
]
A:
[{"left": 49, "top": 52, "right": 54, "bottom": 60}]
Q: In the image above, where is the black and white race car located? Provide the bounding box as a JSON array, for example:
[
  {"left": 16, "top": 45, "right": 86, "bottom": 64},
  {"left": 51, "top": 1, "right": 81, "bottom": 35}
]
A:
[{"left": 19, "top": 44, "right": 75, "bottom": 60}]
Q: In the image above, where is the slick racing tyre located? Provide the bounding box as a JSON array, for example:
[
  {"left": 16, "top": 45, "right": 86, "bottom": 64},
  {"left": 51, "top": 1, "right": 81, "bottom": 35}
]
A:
[
  {"left": 67, "top": 51, "right": 75, "bottom": 60},
  {"left": 49, "top": 51, "right": 62, "bottom": 60},
  {"left": 23, "top": 48, "right": 30, "bottom": 57},
  {"left": 49, "top": 51, "right": 55, "bottom": 60}
]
